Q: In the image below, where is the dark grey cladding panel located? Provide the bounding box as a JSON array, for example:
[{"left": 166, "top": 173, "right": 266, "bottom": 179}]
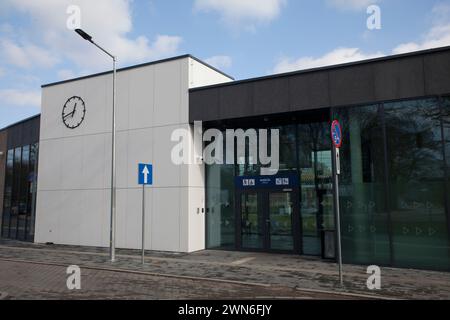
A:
[
  {"left": 374, "top": 56, "right": 425, "bottom": 101},
  {"left": 189, "top": 88, "right": 220, "bottom": 122},
  {"left": 329, "top": 64, "right": 375, "bottom": 107},
  {"left": 253, "top": 77, "right": 290, "bottom": 115},
  {"left": 289, "top": 71, "right": 330, "bottom": 111},
  {"left": 219, "top": 83, "right": 253, "bottom": 119},
  {"left": 189, "top": 47, "right": 450, "bottom": 123},
  {"left": 6, "top": 116, "right": 40, "bottom": 149},
  {"left": 424, "top": 51, "right": 450, "bottom": 95},
  {"left": 7, "top": 124, "right": 22, "bottom": 149}
]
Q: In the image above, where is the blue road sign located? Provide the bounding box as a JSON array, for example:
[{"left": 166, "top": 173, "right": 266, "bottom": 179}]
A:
[
  {"left": 138, "top": 164, "right": 153, "bottom": 185},
  {"left": 331, "top": 120, "right": 343, "bottom": 148}
]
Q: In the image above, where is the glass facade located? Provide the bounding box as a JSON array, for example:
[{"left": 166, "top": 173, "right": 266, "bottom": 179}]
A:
[
  {"left": 334, "top": 97, "right": 450, "bottom": 270},
  {"left": 1, "top": 143, "right": 38, "bottom": 241},
  {"left": 298, "top": 122, "right": 334, "bottom": 255},
  {"left": 205, "top": 115, "right": 334, "bottom": 256},
  {"left": 206, "top": 96, "right": 450, "bottom": 271},
  {"left": 335, "top": 105, "right": 391, "bottom": 265},
  {"left": 206, "top": 133, "right": 235, "bottom": 249}
]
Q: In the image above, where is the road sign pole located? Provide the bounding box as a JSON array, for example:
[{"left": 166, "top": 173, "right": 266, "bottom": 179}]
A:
[
  {"left": 141, "top": 183, "right": 145, "bottom": 265},
  {"left": 333, "top": 145, "right": 344, "bottom": 286},
  {"left": 331, "top": 120, "right": 344, "bottom": 286},
  {"left": 138, "top": 163, "right": 152, "bottom": 266}
]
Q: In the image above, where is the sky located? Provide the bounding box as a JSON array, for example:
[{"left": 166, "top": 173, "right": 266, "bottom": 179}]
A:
[{"left": 0, "top": 0, "right": 450, "bottom": 128}]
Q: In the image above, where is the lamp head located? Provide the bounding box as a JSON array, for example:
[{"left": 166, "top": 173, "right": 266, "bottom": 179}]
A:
[{"left": 75, "top": 29, "right": 93, "bottom": 42}]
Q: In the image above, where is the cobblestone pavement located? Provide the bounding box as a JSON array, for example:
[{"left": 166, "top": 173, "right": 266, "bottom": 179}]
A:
[
  {"left": 0, "top": 260, "right": 355, "bottom": 300},
  {"left": 0, "top": 240, "right": 449, "bottom": 300}
]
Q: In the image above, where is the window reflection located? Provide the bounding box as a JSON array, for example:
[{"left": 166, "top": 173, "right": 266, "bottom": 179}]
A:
[
  {"left": 204, "top": 97, "right": 450, "bottom": 270},
  {"left": 1, "top": 143, "right": 38, "bottom": 241},
  {"left": 298, "top": 122, "right": 333, "bottom": 256},
  {"left": 385, "top": 99, "right": 449, "bottom": 270},
  {"left": 335, "top": 105, "right": 390, "bottom": 265}
]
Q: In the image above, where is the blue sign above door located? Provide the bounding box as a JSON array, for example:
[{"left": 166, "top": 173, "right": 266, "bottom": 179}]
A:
[{"left": 235, "top": 174, "right": 299, "bottom": 190}]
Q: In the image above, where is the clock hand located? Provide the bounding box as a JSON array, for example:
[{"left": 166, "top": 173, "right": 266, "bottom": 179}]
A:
[
  {"left": 71, "top": 103, "right": 78, "bottom": 117},
  {"left": 63, "top": 110, "right": 75, "bottom": 119}
]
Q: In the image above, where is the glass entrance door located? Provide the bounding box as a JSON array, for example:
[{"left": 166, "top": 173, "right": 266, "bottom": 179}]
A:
[
  {"left": 268, "top": 192, "right": 294, "bottom": 251},
  {"left": 240, "top": 192, "right": 264, "bottom": 249},
  {"left": 239, "top": 190, "right": 298, "bottom": 252}
]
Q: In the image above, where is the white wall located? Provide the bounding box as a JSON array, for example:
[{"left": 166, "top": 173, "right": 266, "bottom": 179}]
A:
[
  {"left": 188, "top": 58, "right": 233, "bottom": 89},
  {"left": 35, "top": 56, "right": 233, "bottom": 252}
]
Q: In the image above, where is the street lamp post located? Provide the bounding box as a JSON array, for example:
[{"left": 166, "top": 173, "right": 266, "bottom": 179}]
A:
[{"left": 75, "top": 29, "right": 117, "bottom": 262}]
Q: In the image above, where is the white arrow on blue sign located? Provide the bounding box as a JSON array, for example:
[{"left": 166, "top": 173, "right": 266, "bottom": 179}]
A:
[{"left": 138, "top": 164, "right": 153, "bottom": 185}]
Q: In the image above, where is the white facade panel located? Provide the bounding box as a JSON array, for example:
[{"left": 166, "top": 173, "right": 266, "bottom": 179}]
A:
[
  {"left": 151, "top": 187, "right": 181, "bottom": 252},
  {"left": 153, "top": 60, "right": 184, "bottom": 126},
  {"left": 128, "top": 66, "right": 155, "bottom": 130},
  {"left": 188, "top": 58, "right": 233, "bottom": 89},
  {"left": 81, "top": 133, "right": 108, "bottom": 190},
  {"left": 36, "top": 55, "right": 233, "bottom": 252}
]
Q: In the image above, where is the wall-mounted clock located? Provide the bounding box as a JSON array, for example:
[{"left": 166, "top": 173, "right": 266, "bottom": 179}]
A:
[{"left": 62, "top": 96, "right": 86, "bottom": 129}]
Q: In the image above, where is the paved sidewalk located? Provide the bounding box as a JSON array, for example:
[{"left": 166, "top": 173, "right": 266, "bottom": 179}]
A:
[
  {"left": 0, "top": 240, "right": 449, "bottom": 299},
  {"left": 1, "top": 260, "right": 356, "bottom": 300}
]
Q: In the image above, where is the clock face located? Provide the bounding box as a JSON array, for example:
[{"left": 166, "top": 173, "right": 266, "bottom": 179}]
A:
[{"left": 62, "top": 96, "right": 86, "bottom": 129}]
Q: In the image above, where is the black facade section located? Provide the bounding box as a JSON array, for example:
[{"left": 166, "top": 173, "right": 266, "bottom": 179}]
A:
[
  {"left": 6, "top": 115, "right": 40, "bottom": 149},
  {"left": 1, "top": 115, "right": 40, "bottom": 242},
  {"left": 189, "top": 46, "right": 450, "bottom": 123}
]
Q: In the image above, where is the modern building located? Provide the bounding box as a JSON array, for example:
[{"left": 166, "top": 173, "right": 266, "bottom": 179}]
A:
[{"left": 1, "top": 46, "right": 450, "bottom": 271}]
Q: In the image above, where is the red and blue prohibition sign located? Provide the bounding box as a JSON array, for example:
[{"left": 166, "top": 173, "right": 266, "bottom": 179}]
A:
[{"left": 331, "top": 120, "right": 342, "bottom": 148}]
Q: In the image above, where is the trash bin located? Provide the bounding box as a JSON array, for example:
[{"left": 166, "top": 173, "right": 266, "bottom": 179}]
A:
[{"left": 322, "top": 230, "right": 336, "bottom": 260}]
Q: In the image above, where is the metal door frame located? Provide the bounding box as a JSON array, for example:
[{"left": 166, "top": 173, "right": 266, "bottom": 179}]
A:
[{"left": 235, "top": 187, "right": 301, "bottom": 254}]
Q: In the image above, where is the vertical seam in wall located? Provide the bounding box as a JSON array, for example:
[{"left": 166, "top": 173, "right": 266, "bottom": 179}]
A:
[
  {"left": 80, "top": 82, "right": 86, "bottom": 245},
  {"left": 178, "top": 60, "right": 181, "bottom": 251},
  {"left": 126, "top": 74, "right": 131, "bottom": 248},
  {"left": 104, "top": 79, "right": 109, "bottom": 246},
  {"left": 151, "top": 65, "right": 156, "bottom": 250}
]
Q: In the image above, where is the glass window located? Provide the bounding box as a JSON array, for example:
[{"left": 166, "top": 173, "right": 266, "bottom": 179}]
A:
[
  {"left": 298, "top": 122, "right": 333, "bottom": 256},
  {"left": 443, "top": 97, "right": 450, "bottom": 174},
  {"left": 206, "top": 133, "right": 235, "bottom": 249},
  {"left": 2, "top": 143, "right": 38, "bottom": 241},
  {"left": 28, "top": 143, "right": 39, "bottom": 240},
  {"left": 276, "top": 125, "right": 297, "bottom": 173},
  {"left": 241, "top": 192, "right": 262, "bottom": 249},
  {"left": 20, "top": 145, "right": 30, "bottom": 214},
  {"left": 2, "top": 149, "right": 14, "bottom": 237},
  {"left": 17, "top": 145, "right": 30, "bottom": 240},
  {"left": 385, "top": 98, "right": 449, "bottom": 270},
  {"left": 334, "top": 105, "right": 391, "bottom": 265},
  {"left": 8, "top": 147, "right": 22, "bottom": 239}
]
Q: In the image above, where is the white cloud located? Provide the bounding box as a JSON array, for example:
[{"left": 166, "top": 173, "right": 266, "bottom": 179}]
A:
[
  {"left": 2, "top": 0, "right": 182, "bottom": 71},
  {"left": 274, "top": 47, "right": 384, "bottom": 73},
  {"left": 194, "top": 0, "right": 286, "bottom": 30},
  {"left": 327, "top": 0, "right": 380, "bottom": 11},
  {"left": 274, "top": 3, "right": 450, "bottom": 74},
  {"left": 393, "top": 3, "right": 450, "bottom": 54},
  {"left": 0, "top": 89, "right": 41, "bottom": 107},
  {"left": 0, "top": 39, "right": 60, "bottom": 69},
  {"left": 205, "top": 55, "right": 232, "bottom": 69}
]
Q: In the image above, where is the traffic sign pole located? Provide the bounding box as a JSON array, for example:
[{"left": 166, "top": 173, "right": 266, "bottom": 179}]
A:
[
  {"left": 331, "top": 120, "right": 344, "bottom": 286},
  {"left": 138, "top": 163, "right": 152, "bottom": 266},
  {"left": 333, "top": 146, "right": 344, "bottom": 286},
  {"left": 141, "top": 183, "right": 145, "bottom": 265}
]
